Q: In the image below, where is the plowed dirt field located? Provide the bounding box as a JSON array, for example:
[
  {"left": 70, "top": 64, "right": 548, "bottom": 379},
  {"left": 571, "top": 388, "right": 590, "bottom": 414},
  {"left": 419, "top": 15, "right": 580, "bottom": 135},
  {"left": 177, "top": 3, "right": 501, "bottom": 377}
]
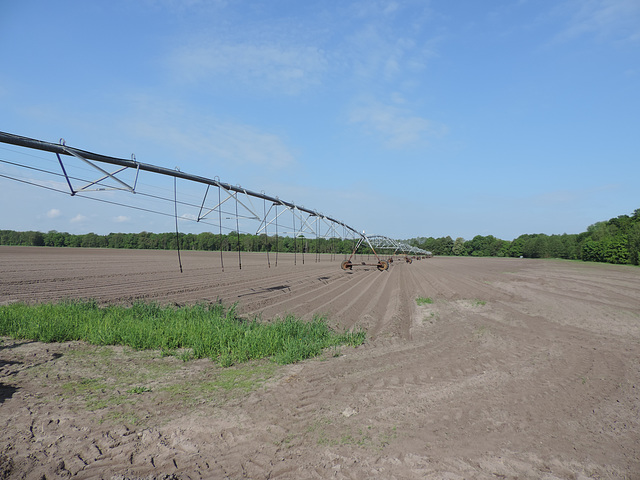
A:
[{"left": 1, "top": 246, "right": 639, "bottom": 479}]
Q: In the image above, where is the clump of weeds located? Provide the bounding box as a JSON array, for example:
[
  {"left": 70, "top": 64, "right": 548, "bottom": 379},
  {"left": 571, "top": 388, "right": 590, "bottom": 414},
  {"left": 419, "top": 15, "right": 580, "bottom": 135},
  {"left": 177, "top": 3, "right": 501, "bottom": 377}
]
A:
[
  {"left": 127, "top": 386, "right": 152, "bottom": 394},
  {"left": 0, "top": 300, "right": 366, "bottom": 367},
  {"left": 416, "top": 297, "right": 434, "bottom": 306}
]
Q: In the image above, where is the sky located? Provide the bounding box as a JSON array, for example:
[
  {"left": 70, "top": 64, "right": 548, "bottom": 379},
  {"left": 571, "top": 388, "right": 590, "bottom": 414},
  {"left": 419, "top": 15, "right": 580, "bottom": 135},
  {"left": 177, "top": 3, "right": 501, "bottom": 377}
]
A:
[{"left": 1, "top": 0, "right": 639, "bottom": 241}]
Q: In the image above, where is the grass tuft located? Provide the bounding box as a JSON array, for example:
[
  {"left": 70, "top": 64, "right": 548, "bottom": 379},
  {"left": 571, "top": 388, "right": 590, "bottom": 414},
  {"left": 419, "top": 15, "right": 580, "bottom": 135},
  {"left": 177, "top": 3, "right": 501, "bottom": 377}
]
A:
[
  {"left": 0, "top": 300, "right": 365, "bottom": 366},
  {"left": 415, "top": 297, "right": 433, "bottom": 305},
  {"left": 127, "top": 386, "right": 152, "bottom": 394}
]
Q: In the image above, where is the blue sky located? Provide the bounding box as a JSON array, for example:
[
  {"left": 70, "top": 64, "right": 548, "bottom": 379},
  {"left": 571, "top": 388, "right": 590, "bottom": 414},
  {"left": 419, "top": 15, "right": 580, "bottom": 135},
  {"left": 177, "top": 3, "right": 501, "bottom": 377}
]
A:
[{"left": 1, "top": 0, "right": 639, "bottom": 241}]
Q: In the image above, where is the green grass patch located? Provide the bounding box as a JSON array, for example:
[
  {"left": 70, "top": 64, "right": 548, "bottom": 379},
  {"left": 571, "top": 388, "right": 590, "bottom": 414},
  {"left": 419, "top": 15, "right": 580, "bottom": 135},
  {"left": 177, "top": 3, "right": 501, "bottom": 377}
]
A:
[
  {"left": 102, "top": 411, "right": 140, "bottom": 425},
  {"left": 160, "top": 361, "right": 276, "bottom": 406},
  {"left": 61, "top": 377, "right": 108, "bottom": 395},
  {"left": 85, "top": 394, "right": 129, "bottom": 411},
  {"left": 127, "top": 386, "right": 152, "bottom": 394},
  {"left": 0, "top": 300, "right": 365, "bottom": 366},
  {"left": 415, "top": 297, "right": 433, "bottom": 306}
]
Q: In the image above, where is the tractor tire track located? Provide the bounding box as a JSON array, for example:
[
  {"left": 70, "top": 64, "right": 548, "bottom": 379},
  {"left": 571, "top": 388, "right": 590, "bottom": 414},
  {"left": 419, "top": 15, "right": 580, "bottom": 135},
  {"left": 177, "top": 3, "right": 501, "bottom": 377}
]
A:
[{"left": 1, "top": 248, "right": 639, "bottom": 479}]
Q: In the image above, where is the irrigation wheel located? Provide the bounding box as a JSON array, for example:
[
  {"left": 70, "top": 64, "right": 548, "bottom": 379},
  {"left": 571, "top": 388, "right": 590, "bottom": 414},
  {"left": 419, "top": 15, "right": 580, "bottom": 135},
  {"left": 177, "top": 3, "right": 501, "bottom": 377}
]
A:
[
  {"left": 341, "top": 260, "right": 353, "bottom": 271},
  {"left": 377, "top": 260, "right": 389, "bottom": 271}
]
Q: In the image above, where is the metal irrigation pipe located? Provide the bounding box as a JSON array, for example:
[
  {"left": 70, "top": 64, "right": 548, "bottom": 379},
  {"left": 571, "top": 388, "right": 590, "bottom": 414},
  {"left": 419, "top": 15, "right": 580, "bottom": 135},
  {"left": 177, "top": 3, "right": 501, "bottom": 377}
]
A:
[{"left": 0, "top": 131, "right": 363, "bottom": 239}]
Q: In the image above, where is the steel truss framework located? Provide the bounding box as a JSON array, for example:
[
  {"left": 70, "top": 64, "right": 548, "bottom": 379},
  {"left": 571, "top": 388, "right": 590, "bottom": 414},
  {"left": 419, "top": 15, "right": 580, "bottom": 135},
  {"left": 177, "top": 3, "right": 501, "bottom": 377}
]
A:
[
  {"left": 367, "top": 235, "right": 432, "bottom": 256},
  {"left": 0, "top": 131, "right": 431, "bottom": 259}
]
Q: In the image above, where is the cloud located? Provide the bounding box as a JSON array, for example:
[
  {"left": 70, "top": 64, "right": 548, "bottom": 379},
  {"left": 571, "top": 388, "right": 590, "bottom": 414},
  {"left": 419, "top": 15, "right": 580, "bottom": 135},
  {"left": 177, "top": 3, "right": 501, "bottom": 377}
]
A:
[
  {"left": 343, "top": 23, "right": 434, "bottom": 84},
  {"left": 70, "top": 214, "right": 88, "bottom": 223},
  {"left": 168, "top": 41, "right": 327, "bottom": 94},
  {"left": 124, "top": 97, "right": 296, "bottom": 170},
  {"left": 46, "top": 208, "right": 61, "bottom": 218},
  {"left": 114, "top": 215, "right": 130, "bottom": 223},
  {"left": 164, "top": 2, "right": 437, "bottom": 95},
  {"left": 349, "top": 99, "right": 447, "bottom": 148},
  {"left": 338, "top": 1, "right": 438, "bottom": 85},
  {"left": 555, "top": 0, "right": 640, "bottom": 43}
]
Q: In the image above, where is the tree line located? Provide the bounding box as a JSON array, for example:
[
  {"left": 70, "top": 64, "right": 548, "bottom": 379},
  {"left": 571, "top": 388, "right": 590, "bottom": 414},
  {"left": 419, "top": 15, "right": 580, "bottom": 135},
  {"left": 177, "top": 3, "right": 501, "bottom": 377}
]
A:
[
  {"left": 0, "top": 230, "right": 361, "bottom": 255},
  {"left": 2, "top": 208, "right": 639, "bottom": 266},
  {"left": 406, "top": 208, "right": 640, "bottom": 266}
]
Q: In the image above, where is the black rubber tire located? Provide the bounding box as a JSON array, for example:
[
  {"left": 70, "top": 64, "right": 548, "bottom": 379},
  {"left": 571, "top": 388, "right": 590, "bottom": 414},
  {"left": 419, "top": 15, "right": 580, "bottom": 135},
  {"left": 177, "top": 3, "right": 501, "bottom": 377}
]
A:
[{"left": 377, "top": 260, "right": 389, "bottom": 271}]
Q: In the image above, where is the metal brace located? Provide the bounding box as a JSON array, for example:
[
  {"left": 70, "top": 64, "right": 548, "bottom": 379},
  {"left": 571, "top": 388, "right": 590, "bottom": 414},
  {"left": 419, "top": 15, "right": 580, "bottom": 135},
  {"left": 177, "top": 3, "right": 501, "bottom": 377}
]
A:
[{"left": 55, "top": 139, "right": 139, "bottom": 195}]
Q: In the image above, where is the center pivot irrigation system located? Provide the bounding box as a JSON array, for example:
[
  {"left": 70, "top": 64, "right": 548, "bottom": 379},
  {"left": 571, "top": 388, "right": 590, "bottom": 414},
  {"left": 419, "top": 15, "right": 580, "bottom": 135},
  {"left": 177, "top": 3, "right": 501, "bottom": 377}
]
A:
[{"left": 0, "top": 131, "right": 431, "bottom": 271}]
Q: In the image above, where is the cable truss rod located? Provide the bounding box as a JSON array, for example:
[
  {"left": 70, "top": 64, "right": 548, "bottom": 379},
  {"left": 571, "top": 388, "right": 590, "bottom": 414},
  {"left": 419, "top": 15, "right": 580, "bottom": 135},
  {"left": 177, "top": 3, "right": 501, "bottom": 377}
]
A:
[
  {"left": 367, "top": 235, "right": 431, "bottom": 256},
  {"left": 0, "top": 131, "right": 362, "bottom": 238}
]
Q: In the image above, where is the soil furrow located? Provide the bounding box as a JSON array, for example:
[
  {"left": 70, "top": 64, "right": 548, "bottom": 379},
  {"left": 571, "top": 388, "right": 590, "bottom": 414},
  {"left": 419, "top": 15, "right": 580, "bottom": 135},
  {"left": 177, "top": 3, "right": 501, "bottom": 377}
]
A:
[{"left": 1, "top": 247, "right": 639, "bottom": 479}]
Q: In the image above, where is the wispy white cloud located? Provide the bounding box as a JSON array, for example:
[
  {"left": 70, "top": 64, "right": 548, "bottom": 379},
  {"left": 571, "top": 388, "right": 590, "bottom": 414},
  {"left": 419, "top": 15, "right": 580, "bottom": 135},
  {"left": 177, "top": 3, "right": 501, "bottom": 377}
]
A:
[
  {"left": 349, "top": 98, "right": 447, "bottom": 148},
  {"left": 342, "top": 17, "right": 437, "bottom": 84},
  {"left": 352, "top": 1, "right": 409, "bottom": 20},
  {"left": 555, "top": 0, "right": 640, "bottom": 43},
  {"left": 163, "top": 0, "right": 436, "bottom": 96},
  {"left": 46, "top": 208, "right": 61, "bottom": 219},
  {"left": 333, "top": 2, "right": 443, "bottom": 148},
  {"left": 70, "top": 214, "right": 88, "bottom": 223},
  {"left": 124, "top": 96, "right": 296, "bottom": 170},
  {"left": 167, "top": 41, "right": 327, "bottom": 95},
  {"left": 114, "top": 215, "right": 130, "bottom": 223}
]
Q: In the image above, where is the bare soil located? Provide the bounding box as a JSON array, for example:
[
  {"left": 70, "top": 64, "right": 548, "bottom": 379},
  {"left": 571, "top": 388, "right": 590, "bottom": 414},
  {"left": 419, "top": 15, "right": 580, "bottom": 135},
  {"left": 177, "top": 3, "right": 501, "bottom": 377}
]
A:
[{"left": 1, "top": 246, "right": 639, "bottom": 479}]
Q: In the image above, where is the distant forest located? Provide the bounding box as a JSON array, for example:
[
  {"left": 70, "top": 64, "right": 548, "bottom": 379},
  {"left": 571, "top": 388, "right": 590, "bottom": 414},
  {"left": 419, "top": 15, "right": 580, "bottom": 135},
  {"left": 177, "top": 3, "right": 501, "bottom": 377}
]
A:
[
  {"left": 2, "top": 209, "right": 639, "bottom": 266},
  {"left": 408, "top": 209, "right": 640, "bottom": 266},
  {"left": 0, "top": 230, "right": 358, "bottom": 256}
]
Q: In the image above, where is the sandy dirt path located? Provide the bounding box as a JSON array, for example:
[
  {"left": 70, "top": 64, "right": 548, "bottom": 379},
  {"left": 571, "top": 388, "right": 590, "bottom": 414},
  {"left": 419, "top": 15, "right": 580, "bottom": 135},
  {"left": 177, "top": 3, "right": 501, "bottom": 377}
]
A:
[{"left": 1, "top": 246, "right": 639, "bottom": 479}]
